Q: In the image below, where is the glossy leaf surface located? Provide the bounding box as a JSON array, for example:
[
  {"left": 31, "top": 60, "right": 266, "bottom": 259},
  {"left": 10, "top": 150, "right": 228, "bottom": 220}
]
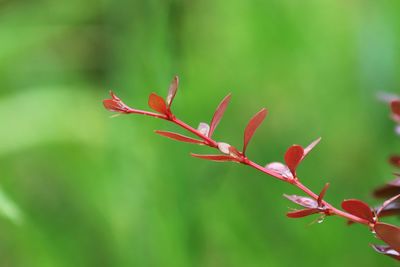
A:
[{"left": 284, "top": 194, "right": 318, "bottom": 209}]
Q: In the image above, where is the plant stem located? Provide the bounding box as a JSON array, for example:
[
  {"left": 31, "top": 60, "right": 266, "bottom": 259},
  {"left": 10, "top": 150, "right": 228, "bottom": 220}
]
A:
[{"left": 135, "top": 111, "right": 371, "bottom": 226}]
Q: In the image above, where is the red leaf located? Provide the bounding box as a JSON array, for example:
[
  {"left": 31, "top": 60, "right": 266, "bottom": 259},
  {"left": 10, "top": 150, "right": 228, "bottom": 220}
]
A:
[
  {"left": 318, "top": 183, "right": 330, "bottom": 206},
  {"left": 371, "top": 244, "right": 400, "bottom": 261},
  {"left": 391, "top": 100, "right": 400, "bottom": 116},
  {"left": 190, "top": 153, "right": 238, "bottom": 162},
  {"left": 284, "top": 194, "right": 318, "bottom": 209},
  {"left": 287, "top": 208, "right": 319, "bottom": 218},
  {"left": 209, "top": 94, "right": 231, "bottom": 137},
  {"left": 375, "top": 223, "right": 400, "bottom": 253},
  {"left": 155, "top": 131, "right": 204, "bottom": 144},
  {"left": 166, "top": 76, "right": 179, "bottom": 107},
  {"left": 303, "top": 137, "right": 321, "bottom": 158},
  {"left": 341, "top": 199, "right": 375, "bottom": 222},
  {"left": 390, "top": 156, "right": 400, "bottom": 167},
  {"left": 284, "top": 145, "right": 304, "bottom": 177},
  {"left": 148, "top": 93, "right": 167, "bottom": 114},
  {"left": 243, "top": 108, "right": 268, "bottom": 155},
  {"left": 374, "top": 177, "right": 400, "bottom": 199}
]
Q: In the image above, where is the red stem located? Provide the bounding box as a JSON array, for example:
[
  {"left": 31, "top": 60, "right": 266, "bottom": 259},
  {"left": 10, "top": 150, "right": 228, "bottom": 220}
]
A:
[{"left": 126, "top": 109, "right": 371, "bottom": 226}]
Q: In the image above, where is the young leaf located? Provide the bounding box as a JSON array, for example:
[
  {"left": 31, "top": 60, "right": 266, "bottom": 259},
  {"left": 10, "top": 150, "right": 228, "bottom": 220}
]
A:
[
  {"left": 148, "top": 93, "right": 167, "bottom": 114},
  {"left": 197, "top": 122, "right": 210, "bottom": 136},
  {"left": 341, "top": 199, "right": 375, "bottom": 223},
  {"left": 103, "top": 91, "right": 133, "bottom": 113},
  {"left": 166, "top": 76, "right": 179, "bottom": 107},
  {"left": 190, "top": 153, "right": 238, "bottom": 162},
  {"left": 317, "top": 183, "right": 330, "bottom": 206},
  {"left": 303, "top": 137, "right": 321, "bottom": 158},
  {"left": 287, "top": 208, "right": 319, "bottom": 218},
  {"left": 217, "top": 142, "right": 231, "bottom": 154},
  {"left": 265, "top": 162, "right": 293, "bottom": 178},
  {"left": 375, "top": 223, "right": 400, "bottom": 253},
  {"left": 209, "top": 94, "right": 231, "bottom": 137},
  {"left": 155, "top": 131, "right": 204, "bottom": 144},
  {"left": 284, "top": 145, "right": 304, "bottom": 177},
  {"left": 243, "top": 108, "right": 268, "bottom": 155}
]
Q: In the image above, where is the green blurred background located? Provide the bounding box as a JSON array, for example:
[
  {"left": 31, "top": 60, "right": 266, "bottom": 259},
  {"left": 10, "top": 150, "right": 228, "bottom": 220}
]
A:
[{"left": 0, "top": 0, "right": 399, "bottom": 266}]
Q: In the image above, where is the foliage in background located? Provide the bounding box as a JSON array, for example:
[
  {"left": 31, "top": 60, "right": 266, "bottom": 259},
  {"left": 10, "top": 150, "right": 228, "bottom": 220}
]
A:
[{"left": 0, "top": 0, "right": 400, "bottom": 266}]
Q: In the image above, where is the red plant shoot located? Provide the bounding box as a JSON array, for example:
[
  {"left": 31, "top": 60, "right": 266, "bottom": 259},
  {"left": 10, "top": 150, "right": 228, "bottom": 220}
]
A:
[{"left": 103, "top": 77, "right": 400, "bottom": 261}]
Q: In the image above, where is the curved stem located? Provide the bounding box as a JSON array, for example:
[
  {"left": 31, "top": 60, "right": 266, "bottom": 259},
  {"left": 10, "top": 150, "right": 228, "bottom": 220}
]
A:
[{"left": 128, "top": 110, "right": 371, "bottom": 226}]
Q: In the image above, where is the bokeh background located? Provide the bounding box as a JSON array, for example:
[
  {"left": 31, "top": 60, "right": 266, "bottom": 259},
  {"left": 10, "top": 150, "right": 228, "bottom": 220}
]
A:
[{"left": 0, "top": 0, "right": 399, "bottom": 266}]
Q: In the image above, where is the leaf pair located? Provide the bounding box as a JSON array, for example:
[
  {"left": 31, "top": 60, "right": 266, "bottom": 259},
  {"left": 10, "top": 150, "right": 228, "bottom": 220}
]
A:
[
  {"left": 148, "top": 76, "right": 179, "bottom": 115},
  {"left": 284, "top": 138, "right": 321, "bottom": 178},
  {"left": 265, "top": 138, "right": 321, "bottom": 179},
  {"left": 208, "top": 94, "right": 267, "bottom": 155},
  {"left": 284, "top": 183, "right": 330, "bottom": 218}
]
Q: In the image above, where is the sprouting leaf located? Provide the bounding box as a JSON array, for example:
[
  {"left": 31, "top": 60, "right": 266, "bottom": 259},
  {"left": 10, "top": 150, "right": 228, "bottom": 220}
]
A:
[
  {"left": 341, "top": 199, "right": 375, "bottom": 223},
  {"left": 284, "top": 194, "right": 318, "bottom": 209},
  {"left": 148, "top": 93, "right": 167, "bottom": 114},
  {"left": 318, "top": 183, "right": 330, "bottom": 206},
  {"left": 197, "top": 122, "right": 210, "bottom": 136},
  {"left": 287, "top": 208, "right": 319, "bottom": 218},
  {"left": 284, "top": 145, "right": 304, "bottom": 177},
  {"left": 374, "top": 223, "right": 400, "bottom": 253},
  {"left": 371, "top": 244, "right": 400, "bottom": 261},
  {"left": 209, "top": 94, "right": 231, "bottom": 137},
  {"left": 303, "top": 137, "right": 321, "bottom": 158},
  {"left": 217, "top": 142, "right": 231, "bottom": 154},
  {"left": 103, "top": 91, "right": 133, "bottom": 113},
  {"left": 243, "top": 108, "right": 268, "bottom": 155},
  {"left": 166, "top": 76, "right": 179, "bottom": 107},
  {"left": 190, "top": 153, "right": 238, "bottom": 162},
  {"left": 155, "top": 130, "right": 204, "bottom": 144}
]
